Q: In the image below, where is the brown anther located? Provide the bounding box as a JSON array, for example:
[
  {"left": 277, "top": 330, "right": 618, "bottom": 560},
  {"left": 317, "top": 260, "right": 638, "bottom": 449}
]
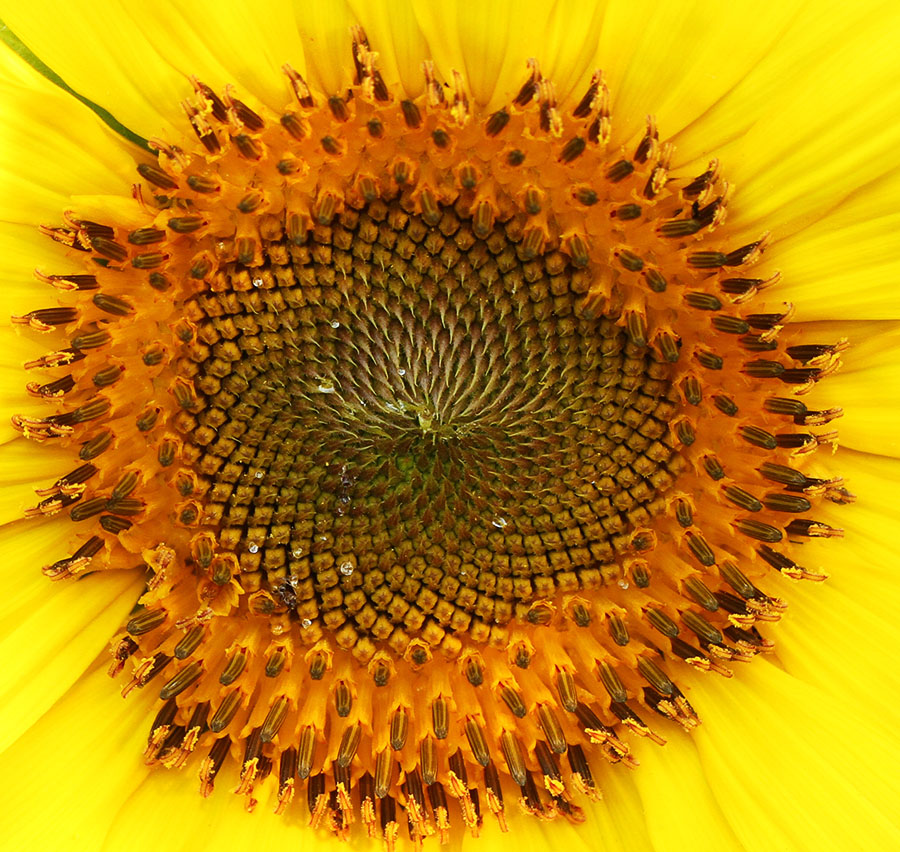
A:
[
  {"left": 537, "top": 704, "right": 567, "bottom": 754},
  {"left": 472, "top": 200, "right": 495, "bottom": 239},
  {"left": 389, "top": 706, "right": 409, "bottom": 750},
  {"left": 187, "top": 173, "right": 220, "bottom": 193},
  {"left": 172, "top": 625, "right": 205, "bottom": 661},
  {"left": 432, "top": 697, "right": 449, "bottom": 739},
  {"left": 514, "top": 59, "right": 540, "bottom": 106},
  {"left": 315, "top": 192, "right": 339, "bottom": 226},
  {"left": 500, "top": 731, "right": 527, "bottom": 786},
  {"left": 137, "top": 162, "right": 178, "bottom": 191},
  {"left": 559, "top": 136, "right": 586, "bottom": 163},
  {"left": 457, "top": 163, "right": 479, "bottom": 191},
  {"left": 334, "top": 680, "right": 353, "bottom": 717},
  {"left": 420, "top": 737, "right": 438, "bottom": 785},
  {"left": 168, "top": 215, "right": 206, "bottom": 234},
  {"left": 336, "top": 722, "right": 362, "bottom": 766},
  {"left": 232, "top": 134, "right": 262, "bottom": 160},
  {"left": 465, "top": 717, "right": 490, "bottom": 766},
  {"left": 266, "top": 647, "right": 288, "bottom": 677},
  {"left": 374, "top": 749, "right": 393, "bottom": 798},
  {"left": 296, "top": 727, "right": 316, "bottom": 780},
  {"left": 320, "top": 135, "right": 342, "bottom": 156},
  {"left": 209, "top": 691, "right": 242, "bottom": 734},
  {"left": 282, "top": 64, "right": 315, "bottom": 108},
  {"left": 564, "top": 233, "right": 590, "bottom": 268},
  {"left": 599, "top": 661, "right": 628, "bottom": 703},
  {"left": 159, "top": 660, "right": 203, "bottom": 700},
  {"left": 400, "top": 99, "right": 422, "bottom": 129},
  {"left": 13, "top": 307, "right": 78, "bottom": 331}
]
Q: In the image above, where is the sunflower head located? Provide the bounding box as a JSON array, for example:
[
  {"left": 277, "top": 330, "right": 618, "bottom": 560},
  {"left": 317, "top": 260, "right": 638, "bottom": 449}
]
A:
[{"left": 3, "top": 5, "right": 899, "bottom": 851}]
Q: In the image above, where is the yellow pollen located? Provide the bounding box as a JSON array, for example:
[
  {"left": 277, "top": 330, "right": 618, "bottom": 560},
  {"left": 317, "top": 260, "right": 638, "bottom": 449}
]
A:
[{"left": 13, "top": 27, "right": 851, "bottom": 846}]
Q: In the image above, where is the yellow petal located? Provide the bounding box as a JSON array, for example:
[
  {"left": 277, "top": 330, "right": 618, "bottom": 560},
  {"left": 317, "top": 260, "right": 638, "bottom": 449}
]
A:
[
  {"left": 790, "top": 447, "right": 900, "bottom": 606},
  {"left": 764, "top": 451, "right": 900, "bottom": 719},
  {"left": 690, "top": 662, "right": 900, "bottom": 851},
  {"left": 766, "top": 174, "right": 900, "bottom": 321},
  {"left": 673, "top": 0, "right": 900, "bottom": 237},
  {"left": 771, "top": 576, "right": 900, "bottom": 731},
  {"left": 601, "top": 0, "right": 804, "bottom": 150},
  {"left": 631, "top": 733, "right": 741, "bottom": 850},
  {"left": 102, "top": 764, "right": 359, "bottom": 852},
  {"left": 409, "top": 0, "right": 542, "bottom": 107},
  {"left": 345, "top": 0, "right": 430, "bottom": 97},
  {"left": 0, "top": 225, "right": 82, "bottom": 319},
  {"left": 292, "top": 1, "right": 358, "bottom": 95},
  {"left": 0, "top": 44, "right": 136, "bottom": 222},
  {"left": 410, "top": 0, "right": 624, "bottom": 110},
  {"left": 0, "top": 517, "right": 142, "bottom": 752},
  {"left": 99, "top": 742, "right": 656, "bottom": 852},
  {"left": 560, "top": 766, "right": 655, "bottom": 852},
  {"left": 0, "top": 438, "right": 71, "bottom": 525},
  {"left": 1, "top": 0, "right": 307, "bottom": 139},
  {"left": 0, "top": 660, "right": 156, "bottom": 846},
  {"left": 0, "top": 330, "right": 64, "bottom": 447},
  {"left": 0, "top": 517, "right": 74, "bottom": 628},
  {"left": 787, "top": 320, "right": 900, "bottom": 456}
]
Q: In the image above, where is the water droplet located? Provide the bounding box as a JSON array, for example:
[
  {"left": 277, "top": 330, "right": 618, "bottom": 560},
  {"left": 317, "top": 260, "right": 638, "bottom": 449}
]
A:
[
  {"left": 248, "top": 543, "right": 259, "bottom": 554},
  {"left": 492, "top": 516, "right": 508, "bottom": 529},
  {"left": 398, "top": 368, "right": 406, "bottom": 376},
  {"left": 330, "top": 320, "right": 340, "bottom": 329},
  {"left": 252, "top": 277, "right": 263, "bottom": 288},
  {"left": 339, "top": 561, "right": 354, "bottom": 576},
  {"left": 301, "top": 618, "right": 312, "bottom": 629},
  {"left": 254, "top": 471, "right": 263, "bottom": 479},
  {"left": 316, "top": 379, "right": 335, "bottom": 394},
  {"left": 617, "top": 579, "right": 629, "bottom": 590},
  {"left": 292, "top": 548, "right": 304, "bottom": 558}
]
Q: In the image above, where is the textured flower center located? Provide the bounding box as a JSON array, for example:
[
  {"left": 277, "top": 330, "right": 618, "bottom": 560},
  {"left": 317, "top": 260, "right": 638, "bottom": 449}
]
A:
[
  {"left": 14, "top": 29, "right": 849, "bottom": 846},
  {"left": 180, "top": 196, "right": 684, "bottom": 651}
]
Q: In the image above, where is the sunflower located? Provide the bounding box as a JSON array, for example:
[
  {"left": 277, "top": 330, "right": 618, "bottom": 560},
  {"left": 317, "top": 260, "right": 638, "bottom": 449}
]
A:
[{"left": 1, "top": 1, "right": 899, "bottom": 850}]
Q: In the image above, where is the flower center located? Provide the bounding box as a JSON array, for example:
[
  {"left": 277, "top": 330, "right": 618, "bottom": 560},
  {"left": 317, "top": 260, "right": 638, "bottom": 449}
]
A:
[
  {"left": 179, "top": 194, "right": 684, "bottom": 652},
  {"left": 15, "top": 28, "right": 850, "bottom": 846}
]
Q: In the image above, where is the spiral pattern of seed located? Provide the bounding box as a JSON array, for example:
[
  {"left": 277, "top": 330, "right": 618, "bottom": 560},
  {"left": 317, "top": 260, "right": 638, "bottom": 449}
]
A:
[{"left": 179, "top": 199, "right": 683, "bottom": 637}]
